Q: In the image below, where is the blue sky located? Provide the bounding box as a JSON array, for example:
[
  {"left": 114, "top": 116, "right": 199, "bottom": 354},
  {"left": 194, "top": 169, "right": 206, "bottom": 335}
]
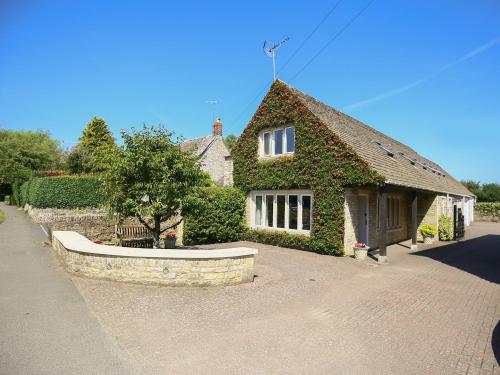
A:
[{"left": 1, "top": 0, "right": 499, "bottom": 182}]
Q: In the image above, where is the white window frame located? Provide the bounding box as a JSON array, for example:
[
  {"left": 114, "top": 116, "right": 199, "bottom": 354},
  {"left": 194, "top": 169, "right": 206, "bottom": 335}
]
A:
[
  {"left": 376, "top": 195, "right": 401, "bottom": 230},
  {"left": 251, "top": 190, "right": 312, "bottom": 235},
  {"left": 259, "top": 126, "right": 295, "bottom": 159}
]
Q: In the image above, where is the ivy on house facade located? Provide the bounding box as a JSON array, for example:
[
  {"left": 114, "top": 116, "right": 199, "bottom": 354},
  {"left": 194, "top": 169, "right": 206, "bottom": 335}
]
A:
[{"left": 232, "top": 80, "right": 384, "bottom": 255}]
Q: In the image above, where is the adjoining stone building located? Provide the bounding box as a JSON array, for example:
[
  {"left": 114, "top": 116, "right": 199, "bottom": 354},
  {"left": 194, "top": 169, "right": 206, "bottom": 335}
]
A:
[
  {"left": 231, "top": 80, "right": 474, "bottom": 262},
  {"left": 181, "top": 118, "right": 231, "bottom": 187}
]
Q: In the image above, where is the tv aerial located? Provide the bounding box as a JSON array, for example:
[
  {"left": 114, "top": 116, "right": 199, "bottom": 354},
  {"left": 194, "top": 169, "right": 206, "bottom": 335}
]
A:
[
  {"left": 205, "top": 99, "right": 220, "bottom": 123},
  {"left": 263, "top": 37, "right": 289, "bottom": 81}
]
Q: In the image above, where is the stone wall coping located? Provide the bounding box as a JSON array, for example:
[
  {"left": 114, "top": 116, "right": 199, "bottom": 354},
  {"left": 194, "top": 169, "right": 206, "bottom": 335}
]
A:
[{"left": 52, "top": 231, "right": 258, "bottom": 259}]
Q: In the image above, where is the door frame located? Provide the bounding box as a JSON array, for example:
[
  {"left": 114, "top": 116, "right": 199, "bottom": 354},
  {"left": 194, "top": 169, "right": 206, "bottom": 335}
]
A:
[{"left": 358, "top": 194, "right": 369, "bottom": 246}]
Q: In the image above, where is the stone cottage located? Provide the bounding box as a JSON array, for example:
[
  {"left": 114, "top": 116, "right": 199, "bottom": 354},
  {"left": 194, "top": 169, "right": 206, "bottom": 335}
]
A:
[
  {"left": 181, "top": 118, "right": 231, "bottom": 186},
  {"left": 231, "top": 80, "right": 474, "bottom": 262}
]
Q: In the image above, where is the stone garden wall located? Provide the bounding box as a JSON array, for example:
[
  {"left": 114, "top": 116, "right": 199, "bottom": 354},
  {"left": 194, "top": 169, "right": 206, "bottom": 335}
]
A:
[{"left": 52, "top": 231, "right": 257, "bottom": 286}]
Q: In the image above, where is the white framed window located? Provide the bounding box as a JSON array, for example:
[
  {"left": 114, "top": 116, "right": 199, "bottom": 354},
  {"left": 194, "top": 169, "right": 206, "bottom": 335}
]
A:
[
  {"left": 259, "top": 126, "right": 295, "bottom": 158},
  {"left": 251, "top": 190, "right": 312, "bottom": 234},
  {"left": 376, "top": 196, "right": 401, "bottom": 230}
]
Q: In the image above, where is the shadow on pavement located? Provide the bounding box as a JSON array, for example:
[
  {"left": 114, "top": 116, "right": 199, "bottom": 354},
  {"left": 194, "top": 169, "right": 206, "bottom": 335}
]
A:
[
  {"left": 412, "top": 235, "right": 500, "bottom": 284},
  {"left": 494, "top": 320, "right": 500, "bottom": 366}
]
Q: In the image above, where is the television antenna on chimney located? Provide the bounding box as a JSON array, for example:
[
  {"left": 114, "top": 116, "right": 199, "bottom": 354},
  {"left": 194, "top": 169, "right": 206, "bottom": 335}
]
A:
[
  {"left": 263, "top": 37, "right": 289, "bottom": 81},
  {"left": 205, "top": 99, "right": 220, "bottom": 123}
]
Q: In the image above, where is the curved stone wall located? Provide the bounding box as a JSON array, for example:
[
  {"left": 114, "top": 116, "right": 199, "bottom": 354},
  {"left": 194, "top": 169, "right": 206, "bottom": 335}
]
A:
[{"left": 51, "top": 231, "right": 257, "bottom": 286}]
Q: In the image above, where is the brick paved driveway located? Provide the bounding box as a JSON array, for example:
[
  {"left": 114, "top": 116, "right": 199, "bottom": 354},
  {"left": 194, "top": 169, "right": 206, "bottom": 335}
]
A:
[{"left": 73, "top": 223, "right": 500, "bottom": 375}]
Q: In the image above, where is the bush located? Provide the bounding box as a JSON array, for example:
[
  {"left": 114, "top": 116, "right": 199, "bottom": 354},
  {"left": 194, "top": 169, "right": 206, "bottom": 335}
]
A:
[
  {"left": 4, "top": 195, "right": 10, "bottom": 204},
  {"left": 28, "top": 176, "right": 106, "bottom": 209},
  {"left": 419, "top": 224, "right": 437, "bottom": 237},
  {"left": 245, "top": 229, "right": 313, "bottom": 251},
  {"left": 183, "top": 187, "right": 246, "bottom": 245},
  {"left": 438, "top": 214, "right": 453, "bottom": 241},
  {"left": 0, "top": 208, "right": 4, "bottom": 224},
  {"left": 475, "top": 202, "right": 500, "bottom": 219}
]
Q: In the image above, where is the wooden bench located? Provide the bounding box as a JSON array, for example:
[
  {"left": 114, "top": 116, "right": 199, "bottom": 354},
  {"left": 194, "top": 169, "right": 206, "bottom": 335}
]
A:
[{"left": 115, "top": 225, "right": 154, "bottom": 248}]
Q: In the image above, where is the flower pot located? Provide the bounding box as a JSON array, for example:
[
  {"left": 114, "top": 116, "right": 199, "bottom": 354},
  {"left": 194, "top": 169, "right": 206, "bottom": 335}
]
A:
[
  {"left": 354, "top": 247, "right": 368, "bottom": 260},
  {"left": 423, "top": 235, "right": 434, "bottom": 245},
  {"left": 164, "top": 237, "right": 176, "bottom": 249}
]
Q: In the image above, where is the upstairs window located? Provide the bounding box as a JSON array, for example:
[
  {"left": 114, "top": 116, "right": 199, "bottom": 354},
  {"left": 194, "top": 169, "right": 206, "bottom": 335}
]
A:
[
  {"left": 259, "top": 127, "right": 295, "bottom": 158},
  {"left": 286, "top": 127, "right": 295, "bottom": 153}
]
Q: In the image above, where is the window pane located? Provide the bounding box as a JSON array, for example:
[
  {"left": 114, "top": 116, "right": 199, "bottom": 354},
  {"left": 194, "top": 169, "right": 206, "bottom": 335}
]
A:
[
  {"left": 395, "top": 199, "right": 400, "bottom": 226},
  {"left": 286, "top": 127, "right": 295, "bottom": 153},
  {"left": 274, "top": 129, "right": 283, "bottom": 155},
  {"left": 255, "top": 196, "right": 262, "bottom": 226},
  {"left": 266, "top": 195, "right": 274, "bottom": 227},
  {"left": 302, "top": 195, "right": 311, "bottom": 231},
  {"left": 277, "top": 195, "right": 285, "bottom": 228},
  {"left": 263, "top": 133, "right": 271, "bottom": 156},
  {"left": 386, "top": 198, "right": 391, "bottom": 228},
  {"left": 289, "top": 195, "right": 298, "bottom": 230}
]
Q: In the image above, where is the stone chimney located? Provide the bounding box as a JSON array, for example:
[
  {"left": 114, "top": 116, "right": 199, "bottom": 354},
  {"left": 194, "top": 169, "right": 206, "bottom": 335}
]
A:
[{"left": 213, "top": 118, "right": 222, "bottom": 136}]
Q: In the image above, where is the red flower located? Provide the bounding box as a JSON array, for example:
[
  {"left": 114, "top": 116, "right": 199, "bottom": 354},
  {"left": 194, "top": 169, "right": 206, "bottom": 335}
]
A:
[
  {"left": 93, "top": 239, "right": 103, "bottom": 244},
  {"left": 355, "top": 242, "right": 366, "bottom": 248},
  {"left": 165, "top": 232, "right": 176, "bottom": 239}
]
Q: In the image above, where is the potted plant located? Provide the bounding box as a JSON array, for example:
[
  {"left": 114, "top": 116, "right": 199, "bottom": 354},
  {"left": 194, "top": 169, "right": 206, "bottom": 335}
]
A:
[
  {"left": 419, "top": 224, "right": 437, "bottom": 244},
  {"left": 353, "top": 242, "right": 368, "bottom": 260},
  {"left": 163, "top": 231, "right": 177, "bottom": 249}
]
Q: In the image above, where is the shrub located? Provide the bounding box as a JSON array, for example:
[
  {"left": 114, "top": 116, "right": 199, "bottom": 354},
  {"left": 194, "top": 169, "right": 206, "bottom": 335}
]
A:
[
  {"left": 475, "top": 202, "right": 500, "bottom": 219},
  {"left": 438, "top": 214, "right": 453, "bottom": 241},
  {"left": 245, "top": 229, "right": 312, "bottom": 251},
  {"left": 4, "top": 195, "right": 10, "bottom": 204},
  {"left": 183, "top": 187, "right": 246, "bottom": 245},
  {"left": 419, "top": 224, "right": 437, "bottom": 237},
  {"left": 28, "top": 176, "right": 106, "bottom": 209},
  {"left": 0, "top": 208, "right": 4, "bottom": 224}
]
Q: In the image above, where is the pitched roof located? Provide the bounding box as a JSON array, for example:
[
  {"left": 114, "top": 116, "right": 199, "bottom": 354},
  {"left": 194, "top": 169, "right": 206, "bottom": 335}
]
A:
[
  {"left": 285, "top": 82, "right": 472, "bottom": 197},
  {"left": 180, "top": 135, "right": 216, "bottom": 157}
]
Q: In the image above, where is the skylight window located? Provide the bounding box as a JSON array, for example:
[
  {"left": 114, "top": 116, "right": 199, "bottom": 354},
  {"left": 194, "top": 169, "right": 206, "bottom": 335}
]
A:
[
  {"left": 372, "top": 140, "right": 394, "bottom": 157},
  {"left": 399, "top": 152, "right": 416, "bottom": 165}
]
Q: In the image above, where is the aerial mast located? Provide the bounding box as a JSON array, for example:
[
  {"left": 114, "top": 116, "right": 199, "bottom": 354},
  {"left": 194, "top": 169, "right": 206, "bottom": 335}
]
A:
[{"left": 263, "top": 37, "right": 290, "bottom": 81}]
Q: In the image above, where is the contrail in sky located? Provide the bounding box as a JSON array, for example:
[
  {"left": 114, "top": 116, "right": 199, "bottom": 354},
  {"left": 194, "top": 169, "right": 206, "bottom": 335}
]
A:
[{"left": 343, "top": 36, "right": 500, "bottom": 112}]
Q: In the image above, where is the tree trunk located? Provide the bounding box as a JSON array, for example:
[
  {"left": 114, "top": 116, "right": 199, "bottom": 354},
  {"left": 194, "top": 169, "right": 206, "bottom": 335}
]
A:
[{"left": 153, "top": 216, "right": 161, "bottom": 249}]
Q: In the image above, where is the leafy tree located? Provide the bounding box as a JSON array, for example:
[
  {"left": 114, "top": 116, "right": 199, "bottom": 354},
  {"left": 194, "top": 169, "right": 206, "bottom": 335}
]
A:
[
  {"left": 100, "top": 126, "right": 210, "bottom": 248},
  {"left": 461, "top": 180, "right": 481, "bottom": 197},
  {"left": 78, "top": 117, "right": 116, "bottom": 172},
  {"left": 0, "top": 129, "right": 63, "bottom": 185},
  {"left": 480, "top": 183, "right": 500, "bottom": 202},
  {"left": 67, "top": 145, "right": 92, "bottom": 174},
  {"left": 224, "top": 134, "right": 238, "bottom": 151}
]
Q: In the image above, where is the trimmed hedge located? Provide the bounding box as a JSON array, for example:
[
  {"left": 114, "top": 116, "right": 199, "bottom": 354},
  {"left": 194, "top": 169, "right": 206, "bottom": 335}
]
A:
[
  {"left": 183, "top": 187, "right": 246, "bottom": 245},
  {"left": 475, "top": 202, "right": 500, "bottom": 220},
  {"left": 245, "top": 229, "right": 312, "bottom": 250},
  {"left": 26, "top": 176, "right": 106, "bottom": 209}
]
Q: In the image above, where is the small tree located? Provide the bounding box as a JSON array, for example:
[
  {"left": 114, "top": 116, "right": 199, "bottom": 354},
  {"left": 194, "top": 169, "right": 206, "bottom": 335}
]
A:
[
  {"left": 79, "top": 117, "right": 116, "bottom": 172},
  {"left": 224, "top": 134, "right": 238, "bottom": 151},
  {"left": 101, "top": 126, "right": 210, "bottom": 248}
]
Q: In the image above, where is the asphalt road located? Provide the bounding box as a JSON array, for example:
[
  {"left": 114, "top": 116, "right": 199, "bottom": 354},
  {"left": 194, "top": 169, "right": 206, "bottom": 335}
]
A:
[{"left": 0, "top": 203, "right": 138, "bottom": 375}]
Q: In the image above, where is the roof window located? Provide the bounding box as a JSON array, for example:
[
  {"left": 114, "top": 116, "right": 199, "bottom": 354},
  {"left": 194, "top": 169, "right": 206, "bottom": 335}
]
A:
[{"left": 372, "top": 140, "right": 394, "bottom": 157}]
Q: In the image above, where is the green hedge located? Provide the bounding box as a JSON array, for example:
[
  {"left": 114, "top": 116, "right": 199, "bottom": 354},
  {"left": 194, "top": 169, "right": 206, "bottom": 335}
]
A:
[
  {"left": 183, "top": 187, "right": 246, "bottom": 245},
  {"left": 245, "top": 229, "right": 312, "bottom": 250},
  {"left": 475, "top": 202, "right": 500, "bottom": 219},
  {"left": 26, "top": 176, "right": 106, "bottom": 209}
]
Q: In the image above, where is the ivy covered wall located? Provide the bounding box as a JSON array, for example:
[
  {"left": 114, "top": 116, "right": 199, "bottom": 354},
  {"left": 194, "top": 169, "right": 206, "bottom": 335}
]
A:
[{"left": 232, "top": 80, "right": 383, "bottom": 255}]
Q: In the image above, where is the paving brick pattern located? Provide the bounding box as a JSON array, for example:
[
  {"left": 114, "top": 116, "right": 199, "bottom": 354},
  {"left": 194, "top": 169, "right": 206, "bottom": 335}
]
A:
[{"left": 73, "top": 223, "right": 500, "bottom": 375}]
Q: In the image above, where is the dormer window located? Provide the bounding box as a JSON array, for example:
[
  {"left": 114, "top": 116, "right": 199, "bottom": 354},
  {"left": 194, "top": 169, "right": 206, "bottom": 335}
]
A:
[{"left": 259, "top": 126, "right": 295, "bottom": 158}]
